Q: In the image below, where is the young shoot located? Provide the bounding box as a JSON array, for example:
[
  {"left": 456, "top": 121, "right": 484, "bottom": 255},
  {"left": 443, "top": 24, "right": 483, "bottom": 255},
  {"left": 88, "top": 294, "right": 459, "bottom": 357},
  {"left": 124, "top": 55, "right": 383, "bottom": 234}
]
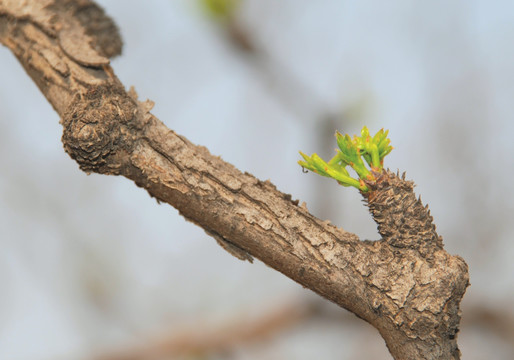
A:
[{"left": 298, "top": 126, "right": 393, "bottom": 192}]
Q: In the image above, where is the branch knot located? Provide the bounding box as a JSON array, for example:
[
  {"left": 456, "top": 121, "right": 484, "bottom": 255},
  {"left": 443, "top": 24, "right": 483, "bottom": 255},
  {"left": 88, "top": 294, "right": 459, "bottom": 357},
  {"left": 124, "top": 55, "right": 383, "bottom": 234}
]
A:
[{"left": 61, "top": 82, "right": 136, "bottom": 174}]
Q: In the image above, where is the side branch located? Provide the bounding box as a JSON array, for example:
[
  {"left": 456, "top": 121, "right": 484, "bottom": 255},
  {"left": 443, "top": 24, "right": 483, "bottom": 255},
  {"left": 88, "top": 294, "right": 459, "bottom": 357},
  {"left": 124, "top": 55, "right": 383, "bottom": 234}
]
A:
[{"left": 0, "top": 1, "right": 469, "bottom": 359}]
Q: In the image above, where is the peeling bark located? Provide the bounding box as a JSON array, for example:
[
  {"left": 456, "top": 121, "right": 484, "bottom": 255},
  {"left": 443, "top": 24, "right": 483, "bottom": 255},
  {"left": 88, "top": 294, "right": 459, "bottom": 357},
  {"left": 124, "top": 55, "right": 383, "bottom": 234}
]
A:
[{"left": 0, "top": 1, "right": 469, "bottom": 359}]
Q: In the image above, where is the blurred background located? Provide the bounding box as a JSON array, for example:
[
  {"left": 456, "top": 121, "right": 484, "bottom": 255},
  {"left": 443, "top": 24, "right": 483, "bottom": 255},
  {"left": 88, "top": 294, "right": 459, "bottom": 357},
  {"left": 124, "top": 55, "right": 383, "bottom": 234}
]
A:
[{"left": 1, "top": 0, "right": 513, "bottom": 359}]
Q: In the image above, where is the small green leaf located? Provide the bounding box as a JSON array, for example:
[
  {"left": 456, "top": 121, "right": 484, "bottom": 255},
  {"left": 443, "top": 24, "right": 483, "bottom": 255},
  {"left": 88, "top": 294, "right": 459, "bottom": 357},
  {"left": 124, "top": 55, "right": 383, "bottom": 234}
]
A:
[{"left": 299, "top": 126, "right": 393, "bottom": 192}]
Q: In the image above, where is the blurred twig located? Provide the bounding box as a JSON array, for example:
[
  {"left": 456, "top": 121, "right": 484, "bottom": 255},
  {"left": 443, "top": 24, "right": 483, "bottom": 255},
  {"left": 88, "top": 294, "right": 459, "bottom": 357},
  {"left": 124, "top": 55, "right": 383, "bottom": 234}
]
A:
[
  {"left": 462, "top": 304, "right": 514, "bottom": 344},
  {"left": 92, "top": 299, "right": 312, "bottom": 360},
  {"left": 199, "top": 0, "right": 347, "bottom": 124}
]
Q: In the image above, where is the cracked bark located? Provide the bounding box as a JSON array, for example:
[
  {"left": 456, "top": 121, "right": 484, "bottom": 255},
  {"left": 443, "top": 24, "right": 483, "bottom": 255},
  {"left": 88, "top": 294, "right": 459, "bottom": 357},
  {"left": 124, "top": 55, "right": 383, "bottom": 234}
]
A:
[{"left": 0, "top": 1, "right": 469, "bottom": 359}]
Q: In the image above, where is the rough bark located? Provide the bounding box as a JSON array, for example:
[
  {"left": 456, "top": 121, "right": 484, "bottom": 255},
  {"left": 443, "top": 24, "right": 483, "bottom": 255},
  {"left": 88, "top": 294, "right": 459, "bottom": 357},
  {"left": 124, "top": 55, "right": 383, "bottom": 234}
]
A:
[{"left": 0, "top": 1, "right": 469, "bottom": 359}]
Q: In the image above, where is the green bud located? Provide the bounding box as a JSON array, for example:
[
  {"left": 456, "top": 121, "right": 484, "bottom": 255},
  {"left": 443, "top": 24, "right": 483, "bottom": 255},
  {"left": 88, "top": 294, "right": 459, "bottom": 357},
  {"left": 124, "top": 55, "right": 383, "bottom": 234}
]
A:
[{"left": 299, "top": 126, "right": 393, "bottom": 192}]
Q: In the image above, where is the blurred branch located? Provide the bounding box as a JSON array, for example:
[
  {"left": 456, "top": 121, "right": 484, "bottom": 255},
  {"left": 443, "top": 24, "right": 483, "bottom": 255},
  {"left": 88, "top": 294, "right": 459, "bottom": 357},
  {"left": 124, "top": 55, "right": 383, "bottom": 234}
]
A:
[
  {"left": 92, "top": 297, "right": 382, "bottom": 360},
  {"left": 93, "top": 300, "right": 310, "bottom": 360},
  {"left": 200, "top": 0, "right": 336, "bottom": 122},
  {"left": 462, "top": 304, "right": 514, "bottom": 345}
]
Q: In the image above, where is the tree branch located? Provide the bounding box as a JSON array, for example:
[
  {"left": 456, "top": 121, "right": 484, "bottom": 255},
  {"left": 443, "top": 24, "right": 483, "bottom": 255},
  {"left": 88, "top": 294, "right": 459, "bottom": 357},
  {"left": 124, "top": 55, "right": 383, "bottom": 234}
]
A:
[{"left": 0, "top": 1, "right": 469, "bottom": 358}]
